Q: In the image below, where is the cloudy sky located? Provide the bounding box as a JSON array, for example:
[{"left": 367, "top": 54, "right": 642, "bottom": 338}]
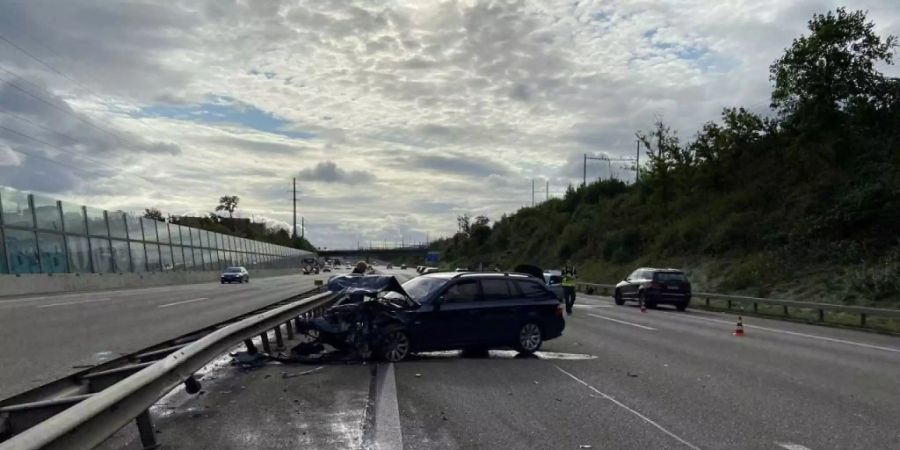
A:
[{"left": 0, "top": 0, "right": 897, "bottom": 249}]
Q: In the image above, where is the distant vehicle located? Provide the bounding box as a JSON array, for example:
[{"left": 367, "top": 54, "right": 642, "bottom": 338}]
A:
[
  {"left": 416, "top": 266, "right": 424, "bottom": 273},
  {"left": 302, "top": 265, "right": 320, "bottom": 275},
  {"left": 376, "top": 272, "right": 565, "bottom": 361},
  {"left": 322, "top": 266, "right": 332, "bottom": 273},
  {"left": 400, "top": 264, "right": 407, "bottom": 269},
  {"left": 220, "top": 266, "right": 249, "bottom": 284},
  {"left": 543, "top": 272, "right": 564, "bottom": 301},
  {"left": 422, "top": 267, "right": 439, "bottom": 274},
  {"left": 345, "top": 265, "right": 352, "bottom": 270},
  {"left": 454, "top": 267, "right": 469, "bottom": 272},
  {"left": 386, "top": 263, "right": 393, "bottom": 269},
  {"left": 614, "top": 268, "right": 692, "bottom": 311}
]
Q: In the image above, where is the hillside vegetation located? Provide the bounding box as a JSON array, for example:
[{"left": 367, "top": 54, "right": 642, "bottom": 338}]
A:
[{"left": 432, "top": 9, "right": 900, "bottom": 306}]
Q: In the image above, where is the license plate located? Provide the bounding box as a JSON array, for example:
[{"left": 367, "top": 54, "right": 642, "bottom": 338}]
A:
[{"left": 668, "top": 285, "right": 680, "bottom": 290}]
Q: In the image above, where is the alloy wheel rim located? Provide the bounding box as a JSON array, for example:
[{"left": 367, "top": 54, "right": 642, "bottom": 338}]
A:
[
  {"left": 520, "top": 324, "right": 541, "bottom": 351},
  {"left": 386, "top": 331, "right": 409, "bottom": 361}
]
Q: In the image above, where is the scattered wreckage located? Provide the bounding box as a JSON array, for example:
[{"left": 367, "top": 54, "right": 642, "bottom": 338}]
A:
[{"left": 233, "top": 275, "right": 417, "bottom": 366}]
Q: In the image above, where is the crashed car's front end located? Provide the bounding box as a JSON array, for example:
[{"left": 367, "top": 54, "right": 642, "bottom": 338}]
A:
[{"left": 285, "top": 275, "right": 417, "bottom": 362}]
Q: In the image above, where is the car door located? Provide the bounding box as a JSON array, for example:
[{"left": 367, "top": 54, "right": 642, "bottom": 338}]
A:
[
  {"left": 414, "top": 279, "right": 483, "bottom": 350},
  {"left": 476, "top": 278, "right": 519, "bottom": 344},
  {"left": 622, "top": 270, "right": 643, "bottom": 300}
]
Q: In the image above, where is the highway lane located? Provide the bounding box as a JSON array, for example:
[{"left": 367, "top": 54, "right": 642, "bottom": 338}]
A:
[
  {"left": 101, "top": 289, "right": 900, "bottom": 450},
  {"left": 0, "top": 270, "right": 344, "bottom": 399}
]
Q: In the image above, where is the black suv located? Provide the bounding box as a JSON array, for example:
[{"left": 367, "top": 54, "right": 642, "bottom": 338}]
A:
[
  {"left": 614, "top": 268, "right": 691, "bottom": 311},
  {"left": 383, "top": 272, "right": 565, "bottom": 359}
]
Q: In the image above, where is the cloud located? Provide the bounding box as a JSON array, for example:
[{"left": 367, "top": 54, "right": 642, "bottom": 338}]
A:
[
  {"left": 1, "top": 0, "right": 898, "bottom": 248},
  {"left": 395, "top": 153, "right": 512, "bottom": 178},
  {"left": 297, "top": 160, "right": 376, "bottom": 185}
]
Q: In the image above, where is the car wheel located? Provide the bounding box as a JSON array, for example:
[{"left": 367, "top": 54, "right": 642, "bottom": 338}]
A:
[
  {"left": 220, "top": 280, "right": 225, "bottom": 284},
  {"left": 639, "top": 292, "right": 657, "bottom": 309},
  {"left": 675, "top": 301, "right": 688, "bottom": 312},
  {"left": 614, "top": 290, "right": 625, "bottom": 305},
  {"left": 515, "top": 322, "right": 543, "bottom": 354},
  {"left": 245, "top": 277, "right": 250, "bottom": 283},
  {"left": 237, "top": 278, "right": 243, "bottom": 284},
  {"left": 380, "top": 326, "right": 411, "bottom": 362}
]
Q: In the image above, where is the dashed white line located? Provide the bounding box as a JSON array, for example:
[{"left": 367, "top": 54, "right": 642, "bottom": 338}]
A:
[
  {"left": 588, "top": 313, "right": 657, "bottom": 330},
  {"left": 373, "top": 363, "right": 403, "bottom": 450},
  {"left": 677, "top": 314, "right": 900, "bottom": 354},
  {"left": 555, "top": 365, "right": 702, "bottom": 450},
  {"left": 777, "top": 443, "right": 812, "bottom": 450},
  {"left": 158, "top": 297, "right": 209, "bottom": 308},
  {"left": 36, "top": 298, "right": 113, "bottom": 308}
]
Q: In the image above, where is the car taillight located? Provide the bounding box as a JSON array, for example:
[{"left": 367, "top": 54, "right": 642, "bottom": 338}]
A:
[
  {"left": 555, "top": 304, "right": 564, "bottom": 316},
  {"left": 650, "top": 281, "right": 666, "bottom": 290}
]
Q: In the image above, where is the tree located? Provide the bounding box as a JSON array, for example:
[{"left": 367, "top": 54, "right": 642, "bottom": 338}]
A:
[
  {"left": 215, "top": 195, "right": 240, "bottom": 219},
  {"left": 473, "top": 215, "right": 490, "bottom": 227},
  {"left": 143, "top": 208, "right": 164, "bottom": 221},
  {"left": 770, "top": 8, "right": 897, "bottom": 118},
  {"left": 470, "top": 216, "right": 491, "bottom": 246},
  {"left": 457, "top": 214, "right": 471, "bottom": 236}
]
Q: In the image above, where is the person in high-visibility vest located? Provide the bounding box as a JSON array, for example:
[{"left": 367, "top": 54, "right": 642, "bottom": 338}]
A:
[{"left": 561, "top": 262, "right": 577, "bottom": 315}]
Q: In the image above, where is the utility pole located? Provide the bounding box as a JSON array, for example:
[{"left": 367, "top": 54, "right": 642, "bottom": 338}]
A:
[
  {"left": 301, "top": 217, "right": 304, "bottom": 239},
  {"left": 546, "top": 180, "right": 549, "bottom": 201},
  {"left": 582, "top": 153, "right": 587, "bottom": 188},
  {"left": 635, "top": 139, "right": 641, "bottom": 183},
  {"left": 292, "top": 178, "right": 297, "bottom": 239},
  {"left": 531, "top": 179, "right": 535, "bottom": 206}
]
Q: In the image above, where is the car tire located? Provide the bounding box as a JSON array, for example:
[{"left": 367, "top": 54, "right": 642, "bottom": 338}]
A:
[
  {"left": 220, "top": 280, "right": 225, "bottom": 284},
  {"left": 245, "top": 277, "right": 250, "bottom": 283},
  {"left": 614, "top": 290, "right": 625, "bottom": 305},
  {"left": 515, "top": 322, "right": 543, "bottom": 355},
  {"left": 639, "top": 292, "right": 657, "bottom": 309},
  {"left": 380, "top": 326, "right": 411, "bottom": 362},
  {"left": 675, "top": 301, "right": 688, "bottom": 312}
]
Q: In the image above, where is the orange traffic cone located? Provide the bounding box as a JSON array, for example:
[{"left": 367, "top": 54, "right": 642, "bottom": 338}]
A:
[{"left": 733, "top": 316, "right": 745, "bottom": 336}]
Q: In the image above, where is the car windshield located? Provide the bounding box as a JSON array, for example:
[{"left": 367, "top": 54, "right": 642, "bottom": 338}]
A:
[
  {"left": 225, "top": 267, "right": 242, "bottom": 273},
  {"left": 401, "top": 277, "right": 447, "bottom": 301}
]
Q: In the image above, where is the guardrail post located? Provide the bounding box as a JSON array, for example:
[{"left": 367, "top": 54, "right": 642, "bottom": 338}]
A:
[
  {"left": 783, "top": 305, "right": 789, "bottom": 317},
  {"left": 818, "top": 309, "right": 824, "bottom": 322},
  {"left": 293, "top": 317, "right": 302, "bottom": 333},
  {"left": 260, "top": 332, "right": 272, "bottom": 353},
  {"left": 274, "top": 326, "right": 285, "bottom": 350},
  {"left": 705, "top": 297, "right": 710, "bottom": 307},
  {"left": 753, "top": 302, "right": 758, "bottom": 313},
  {"left": 135, "top": 409, "right": 159, "bottom": 450},
  {"left": 860, "top": 313, "right": 867, "bottom": 327},
  {"left": 244, "top": 339, "right": 257, "bottom": 355},
  {"left": 285, "top": 321, "right": 295, "bottom": 340},
  {"left": 727, "top": 299, "right": 732, "bottom": 310}
]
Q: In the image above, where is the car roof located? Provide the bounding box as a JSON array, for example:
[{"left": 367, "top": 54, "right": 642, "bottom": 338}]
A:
[
  {"left": 637, "top": 267, "right": 684, "bottom": 273},
  {"left": 421, "top": 272, "right": 539, "bottom": 280}
]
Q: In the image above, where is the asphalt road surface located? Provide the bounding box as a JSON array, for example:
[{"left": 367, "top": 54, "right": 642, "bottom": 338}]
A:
[
  {"left": 101, "top": 290, "right": 900, "bottom": 450},
  {"left": 0, "top": 270, "right": 345, "bottom": 399}
]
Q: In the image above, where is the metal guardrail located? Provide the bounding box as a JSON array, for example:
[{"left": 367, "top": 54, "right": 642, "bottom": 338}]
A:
[
  {"left": 578, "top": 282, "right": 900, "bottom": 327},
  {"left": 0, "top": 290, "right": 337, "bottom": 450}
]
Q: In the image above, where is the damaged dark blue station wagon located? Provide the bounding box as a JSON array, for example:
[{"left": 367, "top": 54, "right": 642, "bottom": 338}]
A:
[{"left": 306, "top": 272, "right": 566, "bottom": 362}]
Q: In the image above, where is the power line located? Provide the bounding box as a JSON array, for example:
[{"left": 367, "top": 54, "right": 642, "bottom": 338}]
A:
[
  {"left": 0, "top": 124, "right": 155, "bottom": 184},
  {"left": 0, "top": 67, "right": 124, "bottom": 141},
  {"left": 0, "top": 32, "right": 178, "bottom": 146}
]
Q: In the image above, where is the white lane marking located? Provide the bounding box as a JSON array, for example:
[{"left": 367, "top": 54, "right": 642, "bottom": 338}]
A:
[
  {"left": 677, "top": 314, "right": 900, "bottom": 354},
  {"left": 588, "top": 313, "right": 657, "bottom": 330},
  {"left": 36, "top": 298, "right": 113, "bottom": 308},
  {"left": 555, "top": 365, "right": 702, "bottom": 450},
  {"left": 777, "top": 443, "right": 812, "bottom": 450},
  {"left": 158, "top": 297, "right": 209, "bottom": 308},
  {"left": 574, "top": 304, "right": 612, "bottom": 308},
  {"left": 374, "top": 363, "right": 403, "bottom": 450}
]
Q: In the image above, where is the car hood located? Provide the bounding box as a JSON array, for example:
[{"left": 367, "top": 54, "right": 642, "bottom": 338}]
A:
[
  {"left": 327, "top": 275, "right": 412, "bottom": 303},
  {"left": 513, "top": 264, "right": 545, "bottom": 280}
]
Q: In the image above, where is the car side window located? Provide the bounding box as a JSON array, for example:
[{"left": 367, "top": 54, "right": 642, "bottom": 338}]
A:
[
  {"left": 442, "top": 280, "right": 480, "bottom": 303},
  {"left": 627, "top": 270, "right": 640, "bottom": 280},
  {"left": 480, "top": 279, "right": 513, "bottom": 301},
  {"left": 513, "top": 280, "right": 553, "bottom": 300}
]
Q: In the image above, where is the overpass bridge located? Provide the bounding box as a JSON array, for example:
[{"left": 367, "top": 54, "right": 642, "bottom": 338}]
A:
[{"left": 318, "top": 245, "right": 432, "bottom": 262}]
